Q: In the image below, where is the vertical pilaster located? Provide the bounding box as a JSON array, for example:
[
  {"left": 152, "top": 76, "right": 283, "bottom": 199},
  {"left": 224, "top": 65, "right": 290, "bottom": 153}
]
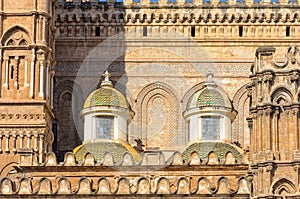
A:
[
  {"left": 250, "top": 46, "right": 300, "bottom": 198},
  {"left": 3, "top": 57, "right": 8, "bottom": 88},
  {"left": 39, "top": 134, "right": 44, "bottom": 163},
  {"left": 293, "top": 107, "right": 299, "bottom": 150},
  {"left": 265, "top": 107, "right": 272, "bottom": 152},
  {"left": 39, "top": 60, "right": 44, "bottom": 98},
  {"left": 0, "top": 0, "right": 54, "bottom": 170},
  {"left": 30, "top": 49, "right": 35, "bottom": 98},
  {"left": 273, "top": 109, "right": 279, "bottom": 159}
]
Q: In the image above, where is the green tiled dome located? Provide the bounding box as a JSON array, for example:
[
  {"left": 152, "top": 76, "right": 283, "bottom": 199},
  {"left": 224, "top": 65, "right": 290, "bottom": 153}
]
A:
[
  {"left": 182, "top": 141, "right": 242, "bottom": 161},
  {"left": 187, "top": 87, "right": 232, "bottom": 110},
  {"left": 73, "top": 140, "right": 141, "bottom": 163},
  {"left": 83, "top": 87, "right": 129, "bottom": 109},
  {"left": 198, "top": 89, "right": 225, "bottom": 107}
]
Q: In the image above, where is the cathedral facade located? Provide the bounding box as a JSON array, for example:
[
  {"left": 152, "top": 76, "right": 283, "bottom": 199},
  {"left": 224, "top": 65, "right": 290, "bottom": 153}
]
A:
[{"left": 0, "top": 0, "right": 300, "bottom": 198}]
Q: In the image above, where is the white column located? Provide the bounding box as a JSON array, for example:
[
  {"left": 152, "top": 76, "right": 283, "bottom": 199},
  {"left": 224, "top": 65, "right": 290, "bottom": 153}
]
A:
[
  {"left": 5, "top": 134, "right": 9, "bottom": 153},
  {"left": 12, "top": 134, "right": 17, "bottom": 153},
  {"left": 39, "top": 61, "right": 44, "bottom": 98},
  {"left": 46, "top": 64, "right": 49, "bottom": 98},
  {"left": 0, "top": 134, "right": 3, "bottom": 153},
  {"left": 34, "top": 135, "right": 38, "bottom": 152},
  {"left": 20, "top": 134, "right": 24, "bottom": 149},
  {"left": 3, "top": 58, "right": 9, "bottom": 88},
  {"left": 50, "top": 74, "right": 54, "bottom": 109},
  {"left": 30, "top": 49, "right": 35, "bottom": 98},
  {"left": 27, "top": 134, "right": 31, "bottom": 148}
]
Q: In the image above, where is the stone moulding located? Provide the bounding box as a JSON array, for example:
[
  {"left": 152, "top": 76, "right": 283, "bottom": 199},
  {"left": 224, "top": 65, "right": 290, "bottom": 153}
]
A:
[
  {"left": 41, "top": 148, "right": 246, "bottom": 166},
  {"left": 0, "top": 150, "right": 251, "bottom": 196},
  {"left": 55, "top": 9, "right": 300, "bottom": 24},
  {"left": 0, "top": 176, "right": 251, "bottom": 195}
]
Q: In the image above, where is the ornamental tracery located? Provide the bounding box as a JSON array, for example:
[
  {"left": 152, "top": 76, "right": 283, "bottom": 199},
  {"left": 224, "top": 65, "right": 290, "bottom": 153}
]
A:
[
  {"left": 132, "top": 82, "right": 180, "bottom": 148},
  {"left": 1, "top": 26, "right": 31, "bottom": 47},
  {"left": 232, "top": 84, "right": 251, "bottom": 148}
]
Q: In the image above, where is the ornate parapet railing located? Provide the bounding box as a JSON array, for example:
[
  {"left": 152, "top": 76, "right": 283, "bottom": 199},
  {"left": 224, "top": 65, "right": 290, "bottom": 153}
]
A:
[{"left": 0, "top": 150, "right": 251, "bottom": 197}]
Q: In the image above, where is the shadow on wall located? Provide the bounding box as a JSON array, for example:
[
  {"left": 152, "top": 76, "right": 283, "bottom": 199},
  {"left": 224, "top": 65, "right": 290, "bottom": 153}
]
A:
[{"left": 53, "top": 0, "right": 127, "bottom": 161}]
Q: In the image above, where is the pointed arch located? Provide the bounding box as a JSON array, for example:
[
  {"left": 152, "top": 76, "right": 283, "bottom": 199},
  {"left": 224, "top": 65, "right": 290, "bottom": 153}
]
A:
[
  {"left": 271, "top": 178, "right": 296, "bottom": 195},
  {"left": 1, "top": 26, "right": 31, "bottom": 46},
  {"left": 271, "top": 87, "right": 293, "bottom": 105},
  {"left": 0, "top": 162, "right": 18, "bottom": 177}
]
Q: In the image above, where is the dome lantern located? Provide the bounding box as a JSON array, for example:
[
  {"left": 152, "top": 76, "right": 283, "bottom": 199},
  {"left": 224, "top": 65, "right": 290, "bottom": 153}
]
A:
[
  {"left": 183, "top": 73, "right": 237, "bottom": 143},
  {"left": 80, "top": 71, "right": 134, "bottom": 143}
]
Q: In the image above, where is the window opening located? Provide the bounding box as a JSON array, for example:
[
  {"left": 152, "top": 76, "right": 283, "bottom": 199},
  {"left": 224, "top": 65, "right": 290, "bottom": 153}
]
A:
[
  {"left": 201, "top": 116, "right": 220, "bottom": 140},
  {"left": 191, "top": 26, "right": 195, "bottom": 37},
  {"left": 95, "top": 117, "right": 114, "bottom": 139},
  {"left": 239, "top": 26, "right": 243, "bottom": 37},
  {"left": 286, "top": 26, "right": 290, "bottom": 37},
  {"left": 143, "top": 26, "right": 147, "bottom": 37},
  {"left": 95, "top": 26, "right": 100, "bottom": 36}
]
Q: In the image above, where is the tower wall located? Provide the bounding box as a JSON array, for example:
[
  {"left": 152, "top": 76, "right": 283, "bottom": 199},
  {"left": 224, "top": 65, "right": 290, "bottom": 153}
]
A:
[
  {"left": 248, "top": 46, "right": 300, "bottom": 197},
  {"left": 0, "top": 0, "right": 55, "bottom": 174}
]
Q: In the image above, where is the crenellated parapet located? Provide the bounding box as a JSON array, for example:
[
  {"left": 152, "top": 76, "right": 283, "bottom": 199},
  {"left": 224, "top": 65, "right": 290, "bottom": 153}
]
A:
[
  {"left": 57, "top": 0, "right": 299, "bottom": 8},
  {"left": 55, "top": 0, "right": 300, "bottom": 39}
]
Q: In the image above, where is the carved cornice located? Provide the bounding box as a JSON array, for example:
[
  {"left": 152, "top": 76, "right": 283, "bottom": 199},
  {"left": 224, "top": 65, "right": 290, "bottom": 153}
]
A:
[
  {"left": 0, "top": 113, "right": 45, "bottom": 121},
  {"left": 55, "top": 7, "right": 300, "bottom": 24},
  {"left": 0, "top": 151, "right": 250, "bottom": 196}
]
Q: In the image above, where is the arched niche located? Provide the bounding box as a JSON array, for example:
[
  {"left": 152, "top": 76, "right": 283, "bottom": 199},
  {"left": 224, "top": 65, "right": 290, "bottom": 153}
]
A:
[
  {"left": 271, "top": 87, "right": 293, "bottom": 106},
  {"left": 272, "top": 178, "right": 296, "bottom": 196},
  {"left": 132, "top": 82, "right": 180, "bottom": 149},
  {"left": 232, "top": 83, "right": 251, "bottom": 148},
  {"left": 1, "top": 26, "right": 31, "bottom": 46},
  {"left": 1, "top": 26, "right": 33, "bottom": 95},
  {"left": 53, "top": 80, "right": 84, "bottom": 154}
]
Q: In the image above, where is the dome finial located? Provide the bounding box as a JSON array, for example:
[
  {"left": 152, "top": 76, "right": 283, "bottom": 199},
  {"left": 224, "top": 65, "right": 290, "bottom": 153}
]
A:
[
  {"left": 100, "top": 71, "right": 113, "bottom": 88},
  {"left": 206, "top": 71, "right": 214, "bottom": 82}
]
